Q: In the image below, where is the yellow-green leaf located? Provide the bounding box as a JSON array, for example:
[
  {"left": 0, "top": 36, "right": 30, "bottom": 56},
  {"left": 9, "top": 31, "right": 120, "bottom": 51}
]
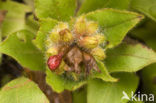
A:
[
  {"left": 105, "top": 40, "right": 156, "bottom": 72},
  {"left": 87, "top": 73, "right": 139, "bottom": 103},
  {"left": 0, "top": 77, "right": 49, "bottom": 103},
  {"left": 0, "top": 30, "right": 45, "bottom": 71},
  {"left": 35, "top": 0, "right": 76, "bottom": 21},
  {"left": 131, "top": 0, "right": 156, "bottom": 22},
  {"left": 0, "top": 1, "right": 31, "bottom": 37}
]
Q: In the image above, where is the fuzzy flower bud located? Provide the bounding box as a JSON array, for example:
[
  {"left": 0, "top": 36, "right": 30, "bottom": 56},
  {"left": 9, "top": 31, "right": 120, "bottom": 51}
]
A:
[
  {"left": 94, "top": 34, "right": 105, "bottom": 44},
  {"left": 86, "top": 21, "right": 98, "bottom": 34},
  {"left": 74, "top": 17, "right": 87, "bottom": 36},
  {"left": 49, "top": 31, "right": 60, "bottom": 43},
  {"left": 49, "top": 23, "right": 69, "bottom": 43},
  {"left": 78, "top": 36, "right": 98, "bottom": 49},
  {"left": 45, "top": 38, "right": 52, "bottom": 48},
  {"left": 56, "top": 22, "right": 68, "bottom": 30},
  {"left": 59, "top": 29, "right": 73, "bottom": 42},
  {"left": 91, "top": 47, "right": 106, "bottom": 60},
  {"left": 46, "top": 46, "right": 58, "bottom": 57}
]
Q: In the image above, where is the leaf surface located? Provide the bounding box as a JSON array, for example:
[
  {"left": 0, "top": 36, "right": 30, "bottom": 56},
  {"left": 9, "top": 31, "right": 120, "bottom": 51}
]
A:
[
  {"left": 131, "top": 0, "right": 156, "bottom": 21},
  {"left": 87, "top": 73, "right": 139, "bottom": 103},
  {"left": 0, "top": 1, "right": 31, "bottom": 36},
  {"left": 0, "top": 77, "right": 49, "bottom": 103},
  {"left": 0, "top": 30, "right": 45, "bottom": 71},
  {"left": 35, "top": 0, "right": 76, "bottom": 21},
  {"left": 78, "top": 0, "right": 131, "bottom": 15},
  {"left": 105, "top": 40, "right": 156, "bottom": 72}
]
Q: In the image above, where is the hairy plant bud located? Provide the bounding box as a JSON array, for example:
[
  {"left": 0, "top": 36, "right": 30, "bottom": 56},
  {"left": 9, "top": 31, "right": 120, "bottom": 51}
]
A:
[
  {"left": 46, "top": 46, "right": 58, "bottom": 57},
  {"left": 74, "top": 17, "right": 87, "bottom": 36},
  {"left": 45, "top": 38, "right": 52, "bottom": 48},
  {"left": 94, "top": 34, "right": 105, "bottom": 44},
  {"left": 56, "top": 22, "right": 68, "bottom": 30},
  {"left": 47, "top": 54, "right": 62, "bottom": 71},
  {"left": 86, "top": 21, "right": 98, "bottom": 34},
  {"left": 78, "top": 36, "right": 98, "bottom": 49},
  {"left": 59, "top": 29, "right": 73, "bottom": 42},
  {"left": 91, "top": 47, "right": 106, "bottom": 60},
  {"left": 50, "top": 31, "right": 60, "bottom": 43},
  {"left": 49, "top": 22, "right": 69, "bottom": 43}
]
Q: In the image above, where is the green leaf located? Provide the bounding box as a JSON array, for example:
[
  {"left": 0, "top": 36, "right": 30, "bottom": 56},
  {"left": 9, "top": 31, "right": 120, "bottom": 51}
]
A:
[
  {"left": 33, "top": 18, "right": 58, "bottom": 51},
  {"left": 46, "top": 69, "right": 87, "bottom": 93},
  {"left": 0, "top": 1, "right": 31, "bottom": 37},
  {"left": 91, "top": 59, "right": 117, "bottom": 82},
  {"left": 77, "top": 0, "right": 131, "bottom": 15},
  {"left": 141, "top": 63, "right": 156, "bottom": 96},
  {"left": 105, "top": 40, "right": 156, "bottom": 72},
  {"left": 0, "top": 28, "right": 2, "bottom": 64},
  {"left": 85, "top": 9, "right": 143, "bottom": 47},
  {"left": 131, "top": 19, "right": 156, "bottom": 51},
  {"left": 77, "top": 0, "right": 109, "bottom": 15},
  {"left": 131, "top": 0, "right": 156, "bottom": 22},
  {"left": 25, "top": 15, "right": 39, "bottom": 35},
  {"left": 73, "top": 87, "right": 87, "bottom": 103},
  {"left": 1, "top": 75, "right": 12, "bottom": 87},
  {"left": 24, "top": 0, "right": 35, "bottom": 10},
  {"left": 0, "top": 30, "right": 45, "bottom": 71},
  {"left": 87, "top": 72, "right": 139, "bottom": 103},
  {"left": 105, "top": 0, "right": 131, "bottom": 10},
  {"left": 35, "top": 0, "right": 76, "bottom": 21},
  {"left": 0, "top": 77, "right": 49, "bottom": 103},
  {"left": 128, "top": 99, "right": 144, "bottom": 103},
  {"left": 0, "top": 10, "right": 3, "bottom": 63}
]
